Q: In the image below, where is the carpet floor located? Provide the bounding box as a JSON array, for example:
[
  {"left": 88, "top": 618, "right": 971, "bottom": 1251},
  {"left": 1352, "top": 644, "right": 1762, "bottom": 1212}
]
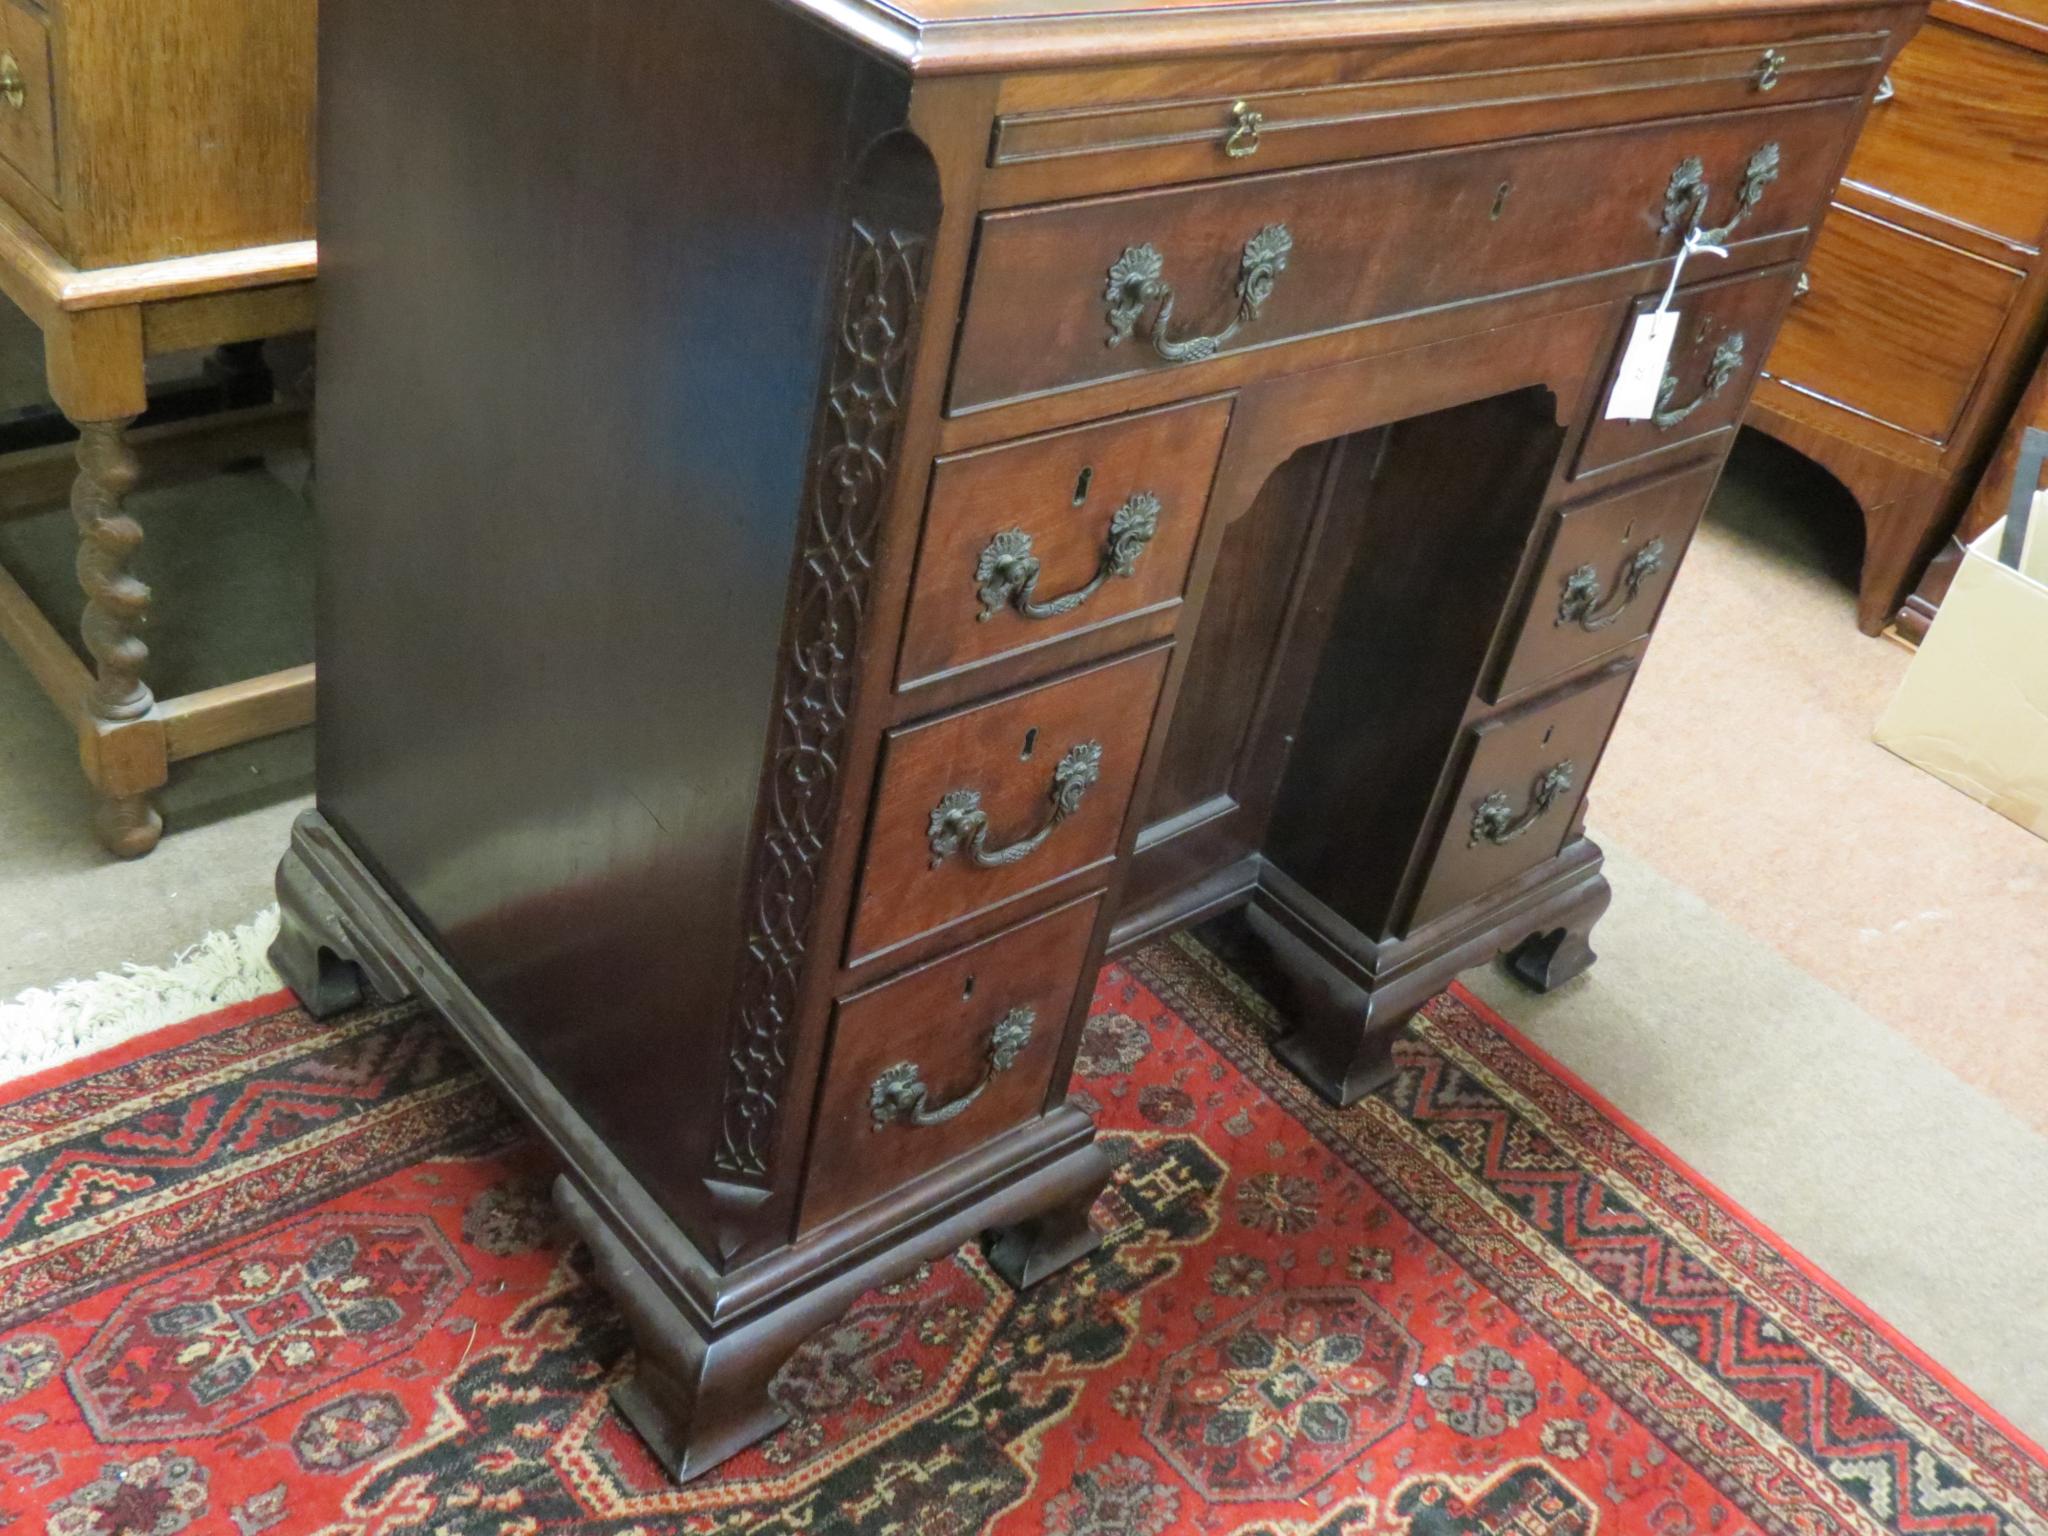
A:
[{"left": 0, "top": 935, "right": 2037, "bottom": 1536}]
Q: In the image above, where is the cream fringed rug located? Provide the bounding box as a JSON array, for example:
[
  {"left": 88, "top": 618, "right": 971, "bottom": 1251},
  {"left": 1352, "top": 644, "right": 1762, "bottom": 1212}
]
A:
[{"left": 0, "top": 906, "right": 283, "bottom": 1082}]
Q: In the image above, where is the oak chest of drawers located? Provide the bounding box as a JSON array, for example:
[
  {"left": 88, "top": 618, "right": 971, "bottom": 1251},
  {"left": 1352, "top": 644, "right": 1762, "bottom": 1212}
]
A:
[
  {"left": 1749, "top": 0, "right": 2048, "bottom": 634},
  {"left": 273, "top": 0, "right": 1912, "bottom": 1481}
]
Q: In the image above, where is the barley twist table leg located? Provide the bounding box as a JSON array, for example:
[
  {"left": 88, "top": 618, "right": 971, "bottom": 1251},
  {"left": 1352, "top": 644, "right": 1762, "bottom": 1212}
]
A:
[{"left": 72, "top": 417, "right": 149, "bottom": 720}]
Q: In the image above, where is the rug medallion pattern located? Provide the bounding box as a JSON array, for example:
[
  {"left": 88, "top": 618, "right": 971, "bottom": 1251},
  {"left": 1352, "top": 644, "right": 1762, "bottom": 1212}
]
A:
[{"left": 0, "top": 940, "right": 2037, "bottom": 1535}]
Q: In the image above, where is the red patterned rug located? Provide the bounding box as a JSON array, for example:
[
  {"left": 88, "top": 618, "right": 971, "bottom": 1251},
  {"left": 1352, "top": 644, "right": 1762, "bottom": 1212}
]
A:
[{"left": 0, "top": 933, "right": 2040, "bottom": 1536}]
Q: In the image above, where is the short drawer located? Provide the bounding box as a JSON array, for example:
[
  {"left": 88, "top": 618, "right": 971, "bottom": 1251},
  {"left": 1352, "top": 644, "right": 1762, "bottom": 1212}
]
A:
[
  {"left": 1764, "top": 207, "right": 2020, "bottom": 444},
  {"left": 1490, "top": 461, "right": 1717, "bottom": 702},
  {"left": 848, "top": 644, "right": 1171, "bottom": 961},
  {"left": 801, "top": 893, "right": 1101, "bottom": 1231},
  {"left": 1841, "top": 20, "right": 2048, "bottom": 250},
  {"left": 1407, "top": 661, "right": 1634, "bottom": 931},
  {"left": 0, "top": 0, "right": 58, "bottom": 204},
  {"left": 992, "top": 31, "right": 1887, "bottom": 189},
  {"left": 951, "top": 99, "right": 1858, "bottom": 413},
  {"left": 898, "top": 398, "right": 1231, "bottom": 690},
  {"left": 1574, "top": 262, "right": 1797, "bottom": 478}
]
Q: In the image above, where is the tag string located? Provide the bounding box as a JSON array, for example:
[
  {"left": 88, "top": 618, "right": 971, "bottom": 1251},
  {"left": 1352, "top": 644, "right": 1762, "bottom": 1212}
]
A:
[{"left": 1657, "top": 227, "right": 1730, "bottom": 315}]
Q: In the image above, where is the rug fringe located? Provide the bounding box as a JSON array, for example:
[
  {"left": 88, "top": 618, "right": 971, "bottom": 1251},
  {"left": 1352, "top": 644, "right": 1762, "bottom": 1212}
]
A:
[{"left": 0, "top": 908, "right": 283, "bottom": 1081}]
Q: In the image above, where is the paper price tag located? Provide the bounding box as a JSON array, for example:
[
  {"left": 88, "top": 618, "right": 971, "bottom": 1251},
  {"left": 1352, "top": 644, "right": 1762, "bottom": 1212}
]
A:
[{"left": 1604, "top": 310, "right": 1678, "bottom": 422}]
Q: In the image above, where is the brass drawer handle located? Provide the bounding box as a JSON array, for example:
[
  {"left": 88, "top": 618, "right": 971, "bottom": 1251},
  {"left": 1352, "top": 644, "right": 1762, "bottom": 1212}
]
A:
[
  {"left": 0, "top": 54, "right": 24, "bottom": 112},
  {"left": 1223, "top": 99, "right": 1264, "bottom": 158},
  {"left": 1470, "top": 761, "right": 1575, "bottom": 847},
  {"left": 1659, "top": 142, "right": 1780, "bottom": 248},
  {"left": 1105, "top": 223, "right": 1293, "bottom": 364},
  {"left": 975, "top": 493, "right": 1161, "bottom": 622},
  {"left": 1874, "top": 73, "right": 1895, "bottom": 104},
  {"left": 1753, "top": 48, "right": 1786, "bottom": 91},
  {"left": 1556, "top": 538, "right": 1667, "bottom": 631},
  {"left": 928, "top": 740, "right": 1102, "bottom": 870},
  {"left": 870, "top": 1005, "right": 1036, "bottom": 1130},
  {"left": 1654, "top": 331, "right": 1746, "bottom": 430}
]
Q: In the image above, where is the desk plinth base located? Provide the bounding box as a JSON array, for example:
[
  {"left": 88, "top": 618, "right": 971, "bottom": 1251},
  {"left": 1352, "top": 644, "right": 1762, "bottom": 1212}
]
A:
[{"left": 267, "top": 811, "right": 1111, "bottom": 1482}]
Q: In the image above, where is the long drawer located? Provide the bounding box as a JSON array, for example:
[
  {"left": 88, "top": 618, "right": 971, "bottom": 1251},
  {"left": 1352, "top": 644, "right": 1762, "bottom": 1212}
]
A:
[
  {"left": 950, "top": 98, "right": 1861, "bottom": 413},
  {"left": 1766, "top": 206, "right": 2021, "bottom": 443},
  {"left": 1840, "top": 19, "right": 2048, "bottom": 249},
  {"left": 847, "top": 645, "right": 1171, "bottom": 961}
]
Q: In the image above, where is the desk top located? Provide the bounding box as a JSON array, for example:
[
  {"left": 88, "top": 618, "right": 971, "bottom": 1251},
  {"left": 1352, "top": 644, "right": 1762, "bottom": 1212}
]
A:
[{"left": 792, "top": 0, "right": 1874, "bottom": 73}]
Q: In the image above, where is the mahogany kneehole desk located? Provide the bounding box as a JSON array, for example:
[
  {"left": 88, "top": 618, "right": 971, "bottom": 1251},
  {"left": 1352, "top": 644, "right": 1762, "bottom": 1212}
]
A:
[{"left": 272, "top": 0, "right": 1915, "bottom": 1481}]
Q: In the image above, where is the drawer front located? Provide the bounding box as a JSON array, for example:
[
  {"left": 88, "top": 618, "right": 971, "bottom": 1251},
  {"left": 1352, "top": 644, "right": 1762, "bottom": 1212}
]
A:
[
  {"left": 1409, "top": 662, "right": 1634, "bottom": 930},
  {"left": 1574, "top": 262, "right": 1798, "bottom": 477},
  {"left": 993, "top": 32, "right": 1887, "bottom": 186},
  {"left": 1764, "top": 206, "right": 2021, "bottom": 443},
  {"left": 951, "top": 100, "right": 1859, "bottom": 414},
  {"left": 0, "top": 0, "right": 57, "bottom": 203},
  {"left": 1491, "top": 461, "right": 1718, "bottom": 702},
  {"left": 1842, "top": 20, "right": 2048, "bottom": 249},
  {"left": 849, "top": 645, "right": 1170, "bottom": 960},
  {"left": 899, "top": 398, "right": 1231, "bottom": 690},
  {"left": 803, "top": 893, "right": 1101, "bottom": 1230}
]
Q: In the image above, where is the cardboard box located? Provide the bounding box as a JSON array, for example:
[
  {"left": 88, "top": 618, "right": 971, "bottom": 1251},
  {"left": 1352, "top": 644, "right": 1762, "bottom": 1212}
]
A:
[{"left": 1875, "top": 518, "right": 2048, "bottom": 840}]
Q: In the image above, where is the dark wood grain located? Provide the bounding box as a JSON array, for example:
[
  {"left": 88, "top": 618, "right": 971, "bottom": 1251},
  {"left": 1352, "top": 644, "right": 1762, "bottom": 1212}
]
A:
[
  {"left": 1490, "top": 459, "right": 1719, "bottom": 702},
  {"left": 898, "top": 397, "right": 1231, "bottom": 689},
  {"left": 952, "top": 100, "right": 1856, "bottom": 412},
  {"left": 801, "top": 892, "right": 1102, "bottom": 1229},
  {"left": 849, "top": 645, "right": 1171, "bottom": 961}
]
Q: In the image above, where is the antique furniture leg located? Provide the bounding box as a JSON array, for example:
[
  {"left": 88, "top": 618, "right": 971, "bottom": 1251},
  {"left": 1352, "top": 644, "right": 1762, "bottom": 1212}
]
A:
[
  {"left": 983, "top": 1158, "right": 1113, "bottom": 1287},
  {"left": 1501, "top": 867, "right": 1612, "bottom": 991}
]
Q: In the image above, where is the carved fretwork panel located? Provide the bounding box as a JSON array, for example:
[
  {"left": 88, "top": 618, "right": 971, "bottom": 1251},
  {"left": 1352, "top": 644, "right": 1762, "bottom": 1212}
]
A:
[{"left": 714, "top": 213, "right": 930, "bottom": 1184}]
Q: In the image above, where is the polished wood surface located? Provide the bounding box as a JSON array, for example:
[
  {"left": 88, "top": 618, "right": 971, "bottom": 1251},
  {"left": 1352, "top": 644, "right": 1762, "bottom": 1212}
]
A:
[
  {"left": 899, "top": 397, "right": 1229, "bottom": 688},
  {"left": 284, "top": 0, "right": 1913, "bottom": 1484},
  {"left": 1751, "top": 0, "right": 2048, "bottom": 633},
  {"left": 803, "top": 892, "right": 1101, "bottom": 1229},
  {"left": 1491, "top": 460, "right": 1717, "bottom": 701},
  {"left": 850, "top": 644, "right": 1170, "bottom": 960}
]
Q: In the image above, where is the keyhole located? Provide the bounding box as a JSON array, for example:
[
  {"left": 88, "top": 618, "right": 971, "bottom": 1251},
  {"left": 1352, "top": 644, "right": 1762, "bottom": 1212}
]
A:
[
  {"left": 963, "top": 973, "right": 976, "bottom": 1001},
  {"left": 1541, "top": 725, "right": 1555, "bottom": 746},
  {"left": 1072, "top": 466, "right": 1093, "bottom": 506},
  {"left": 1622, "top": 519, "right": 1636, "bottom": 542},
  {"left": 1490, "top": 182, "right": 1512, "bottom": 220},
  {"left": 1021, "top": 727, "right": 1038, "bottom": 760}
]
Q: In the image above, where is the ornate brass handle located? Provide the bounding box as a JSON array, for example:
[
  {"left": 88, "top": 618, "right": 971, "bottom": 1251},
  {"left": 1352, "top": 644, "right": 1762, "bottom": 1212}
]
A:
[
  {"left": 1470, "top": 762, "right": 1575, "bottom": 847},
  {"left": 0, "top": 55, "right": 24, "bottom": 112},
  {"left": 975, "top": 493, "right": 1160, "bottom": 623},
  {"left": 1659, "top": 143, "right": 1781, "bottom": 248},
  {"left": 1223, "top": 100, "right": 1264, "bottom": 158},
  {"left": 870, "top": 1006, "right": 1036, "bottom": 1130},
  {"left": 1104, "top": 224, "right": 1293, "bottom": 364},
  {"left": 1654, "top": 332, "right": 1746, "bottom": 430},
  {"left": 1557, "top": 538, "right": 1667, "bottom": 631},
  {"left": 928, "top": 741, "right": 1102, "bottom": 870},
  {"left": 1753, "top": 48, "right": 1786, "bottom": 91}
]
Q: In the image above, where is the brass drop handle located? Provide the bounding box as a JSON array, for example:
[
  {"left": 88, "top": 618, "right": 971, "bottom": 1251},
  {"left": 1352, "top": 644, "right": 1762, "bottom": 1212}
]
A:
[
  {"left": 870, "top": 1006, "right": 1036, "bottom": 1130},
  {"left": 1753, "top": 48, "right": 1786, "bottom": 91},
  {"left": 1659, "top": 142, "right": 1781, "bottom": 249},
  {"left": 1470, "top": 762, "right": 1575, "bottom": 847},
  {"left": 1223, "top": 100, "right": 1264, "bottom": 158},
  {"left": 975, "top": 493, "right": 1161, "bottom": 622},
  {"left": 1874, "top": 73, "right": 1896, "bottom": 103},
  {"left": 928, "top": 741, "right": 1102, "bottom": 870},
  {"left": 1557, "top": 538, "right": 1667, "bottom": 631},
  {"left": 1795, "top": 271, "right": 1810, "bottom": 300},
  {"left": 1654, "top": 331, "right": 1746, "bottom": 430},
  {"left": 1105, "top": 224, "right": 1293, "bottom": 364},
  {"left": 0, "top": 54, "right": 24, "bottom": 112}
]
